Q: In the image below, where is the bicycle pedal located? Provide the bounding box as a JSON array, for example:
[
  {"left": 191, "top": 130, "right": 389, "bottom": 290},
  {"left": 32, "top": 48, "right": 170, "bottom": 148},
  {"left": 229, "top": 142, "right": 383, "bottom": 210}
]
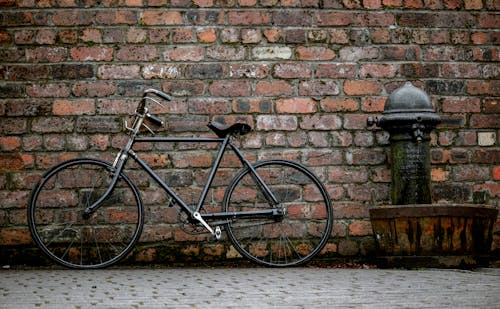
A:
[{"left": 214, "top": 226, "right": 222, "bottom": 240}]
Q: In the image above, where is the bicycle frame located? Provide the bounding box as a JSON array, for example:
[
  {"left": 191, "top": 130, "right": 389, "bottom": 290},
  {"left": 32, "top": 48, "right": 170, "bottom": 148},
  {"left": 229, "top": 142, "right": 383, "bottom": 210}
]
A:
[{"left": 84, "top": 114, "right": 281, "bottom": 236}]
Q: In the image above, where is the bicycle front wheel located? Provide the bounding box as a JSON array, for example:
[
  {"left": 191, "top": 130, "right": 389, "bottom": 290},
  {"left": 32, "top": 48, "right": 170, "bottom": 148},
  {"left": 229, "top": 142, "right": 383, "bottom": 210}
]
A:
[
  {"left": 28, "top": 158, "right": 143, "bottom": 269},
  {"left": 223, "top": 159, "right": 333, "bottom": 267}
]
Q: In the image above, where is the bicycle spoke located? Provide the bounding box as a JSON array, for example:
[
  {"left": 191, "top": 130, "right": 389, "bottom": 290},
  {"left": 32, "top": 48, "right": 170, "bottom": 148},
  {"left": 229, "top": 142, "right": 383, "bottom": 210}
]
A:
[
  {"left": 225, "top": 160, "right": 332, "bottom": 267},
  {"left": 28, "top": 159, "right": 143, "bottom": 269}
]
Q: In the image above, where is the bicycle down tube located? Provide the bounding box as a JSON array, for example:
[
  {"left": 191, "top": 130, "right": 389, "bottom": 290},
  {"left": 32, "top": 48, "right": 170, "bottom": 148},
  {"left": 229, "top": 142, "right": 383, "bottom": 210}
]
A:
[{"left": 88, "top": 134, "right": 282, "bottom": 233}]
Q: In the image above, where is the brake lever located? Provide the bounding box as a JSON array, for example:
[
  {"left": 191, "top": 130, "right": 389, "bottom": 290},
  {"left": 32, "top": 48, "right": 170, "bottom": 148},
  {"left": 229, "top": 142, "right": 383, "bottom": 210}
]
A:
[{"left": 145, "top": 96, "right": 166, "bottom": 109}]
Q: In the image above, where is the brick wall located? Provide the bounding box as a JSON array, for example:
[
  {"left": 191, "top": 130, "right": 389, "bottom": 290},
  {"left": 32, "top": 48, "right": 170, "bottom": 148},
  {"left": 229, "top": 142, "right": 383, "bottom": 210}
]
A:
[{"left": 0, "top": 1, "right": 499, "bottom": 264}]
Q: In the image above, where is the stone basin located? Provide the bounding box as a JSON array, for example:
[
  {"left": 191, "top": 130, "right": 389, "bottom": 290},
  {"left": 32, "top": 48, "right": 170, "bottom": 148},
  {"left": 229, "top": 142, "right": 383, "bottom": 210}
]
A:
[{"left": 369, "top": 204, "right": 498, "bottom": 268}]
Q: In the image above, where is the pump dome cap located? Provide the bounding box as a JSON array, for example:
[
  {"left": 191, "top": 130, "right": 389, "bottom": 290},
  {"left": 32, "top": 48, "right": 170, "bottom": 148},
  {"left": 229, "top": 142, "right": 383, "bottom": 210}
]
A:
[{"left": 384, "top": 82, "right": 435, "bottom": 114}]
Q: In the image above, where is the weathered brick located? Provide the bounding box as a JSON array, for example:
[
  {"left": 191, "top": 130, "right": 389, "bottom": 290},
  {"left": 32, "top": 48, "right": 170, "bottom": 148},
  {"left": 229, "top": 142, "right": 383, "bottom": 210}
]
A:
[
  {"left": 53, "top": 99, "right": 95, "bottom": 115},
  {"left": 252, "top": 46, "right": 292, "bottom": 60},
  {"left": 256, "top": 115, "right": 297, "bottom": 131},
  {"left": 484, "top": 98, "right": 499, "bottom": 113},
  {"left": 142, "top": 64, "right": 182, "bottom": 79},
  {"left": 97, "top": 65, "right": 140, "bottom": 79},
  {"left": 0, "top": 136, "right": 21, "bottom": 151},
  {"left": 349, "top": 220, "right": 372, "bottom": 236},
  {"left": 273, "top": 10, "right": 312, "bottom": 26},
  {"left": 296, "top": 46, "right": 335, "bottom": 60},
  {"left": 442, "top": 97, "right": 481, "bottom": 113},
  {"left": 27, "top": 83, "right": 70, "bottom": 98},
  {"left": 276, "top": 98, "right": 317, "bottom": 114},
  {"left": 273, "top": 63, "right": 311, "bottom": 78},
  {"left": 141, "top": 10, "right": 183, "bottom": 25},
  {"left": 339, "top": 47, "right": 378, "bottom": 61},
  {"left": 72, "top": 81, "right": 116, "bottom": 97},
  {"left": 96, "top": 10, "right": 137, "bottom": 25},
  {"left": 360, "top": 64, "right": 397, "bottom": 78},
  {"left": 26, "top": 47, "right": 67, "bottom": 63},
  {"left": 53, "top": 10, "right": 94, "bottom": 26},
  {"left": 254, "top": 80, "right": 292, "bottom": 96},
  {"left": 301, "top": 114, "right": 342, "bottom": 130},
  {"left": 31, "top": 117, "right": 74, "bottom": 133},
  {"left": 206, "top": 46, "right": 246, "bottom": 61},
  {"left": 53, "top": 64, "right": 94, "bottom": 80},
  {"left": 315, "top": 12, "right": 353, "bottom": 26},
  {"left": 321, "top": 98, "right": 358, "bottom": 112},
  {"left": 117, "top": 46, "right": 158, "bottom": 61},
  {"left": 188, "top": 98, "right": 231, "bottom": 114},
  {"left": 209, "top": 81, "right": 251, "bottom": 97},
  {"left": 172, "top": 28, "right": 194, "bottom": 43},
  {"left": 344, "top": 80, "right": 382, "bottom": 95},
  {"left": 467, "top": 81, "right": 500, "bottom": 96},
  {"left": 299, "top": 80, "right": 340, "bottom": 96},
  {"left": 70, "top": 46, "right": 114, "bottom": 61},
  {"left": 316, "top": 63, "right": 356, "bottom": 78},
  {"left": 227, "top": 11, "right": 270, "bottom": 25},
  {"left": 186, "top": 63, "right": 225, "bottom": 79},
  {"left": 163, "top": 46, "right": 204, "bottom": 61}
]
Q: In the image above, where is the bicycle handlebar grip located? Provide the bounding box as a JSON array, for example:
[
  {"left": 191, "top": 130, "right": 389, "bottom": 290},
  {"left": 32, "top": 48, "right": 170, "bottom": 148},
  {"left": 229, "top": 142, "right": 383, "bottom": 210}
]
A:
[
  {"left": 146, "top": 113, "right": 164, "bottom": 127},
  {"left": 144, "top": 89, "right": 172, "bottom": 101}
]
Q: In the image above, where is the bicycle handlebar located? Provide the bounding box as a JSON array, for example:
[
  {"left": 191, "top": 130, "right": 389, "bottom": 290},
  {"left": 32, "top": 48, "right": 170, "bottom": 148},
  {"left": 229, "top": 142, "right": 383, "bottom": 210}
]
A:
[{"left": 144, "top": 88, "right": 172, "bottom": 102}]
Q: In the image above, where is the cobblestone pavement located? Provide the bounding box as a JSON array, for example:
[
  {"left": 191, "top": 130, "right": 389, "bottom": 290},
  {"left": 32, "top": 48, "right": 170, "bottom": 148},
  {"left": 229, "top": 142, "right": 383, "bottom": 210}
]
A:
[{"left": 1, "top": 267, "right": 499, "bottom": 309}]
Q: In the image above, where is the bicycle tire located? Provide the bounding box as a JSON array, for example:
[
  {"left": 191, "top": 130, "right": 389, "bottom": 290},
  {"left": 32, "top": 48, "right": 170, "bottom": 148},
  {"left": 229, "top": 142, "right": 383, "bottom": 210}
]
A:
[
  {"left": 223, "top": 159, "right": 333, "bottom": 267},
  {"left": 28, "top": 158, "right": 144, "bottom": 269}
]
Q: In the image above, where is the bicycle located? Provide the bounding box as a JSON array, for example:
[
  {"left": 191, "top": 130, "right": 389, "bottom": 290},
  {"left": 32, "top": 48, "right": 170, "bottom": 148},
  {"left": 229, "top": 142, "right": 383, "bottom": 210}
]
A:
[{"left": 28, "top": 89, "right": 333, "bottom": 269}]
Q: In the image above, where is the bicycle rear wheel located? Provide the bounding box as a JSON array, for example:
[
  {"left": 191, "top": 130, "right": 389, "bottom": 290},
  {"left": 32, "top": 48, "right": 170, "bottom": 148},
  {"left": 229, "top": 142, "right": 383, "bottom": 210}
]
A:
[
  {"left": 223, "top": 159, "right": 333, "bottom": 267},
  {"left": 28, "top": 158, "right": 143, "bottom": 269}
]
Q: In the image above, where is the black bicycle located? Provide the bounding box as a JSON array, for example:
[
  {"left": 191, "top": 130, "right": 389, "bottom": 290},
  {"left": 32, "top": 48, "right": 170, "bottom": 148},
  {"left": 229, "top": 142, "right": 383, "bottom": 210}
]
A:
[{"left": 28, "top": 89, "right": 333, "bottom": 269}]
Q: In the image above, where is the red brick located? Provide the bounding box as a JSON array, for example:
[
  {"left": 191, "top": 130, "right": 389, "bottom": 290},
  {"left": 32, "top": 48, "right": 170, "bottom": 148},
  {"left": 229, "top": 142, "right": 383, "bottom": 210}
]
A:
[
  {"left": 344, "top": 80, "right": 383, "bottom": 95},
  {"left": 296, "top": 46, "right": 335, "bottom": 60},
  {"left": 299, "top": 80, "right": 339, "bottom": 96},
  {"left": 96, "top": 10, "right": 137, "bottom": 25},
  {"left": 141, "top": 10, "right": 183, "bottom": 25},
  {"left": 361, "top": 97, "right": 385, "bottom": 112},
  {"left": 304, "top": 149, "right": 343, "bottom": 166},
  {"left": 478, "top": 13, "right": 500, "bottom": 28},
  {"left": 453, "top": 165, "right": 490, "bottom": 181},
  {"left": 442, "top": 97, "right": 481, "bottom": 113},
  {"left": 343, "top": 114, "right": 369, "bottom": 130},
  {"left": 197, "top": 28, "right": 217, "bottom": 43},
  {"left": 349, "top": 220, "right": 373, "bottom": 236},
  {"left": 72, "top": 81, "right": 116, "bottom": 97},
  {"left": 53, "top": 99, "right": 95, "bottom": 116},
  {"left": 188, "top": 98, "right": 231, "bottom": 114},
  {"left": 276, "top": 98, "right": 317, "bottom": 114},
  {"left": 329, "top": 29, "right": 350, "bottom": 44},
  {"left": 0, "top": 136, "right": 21, "bottom": 151},
  {"left": 70, "top": 46, "right": 114, "bottom": 61},
  {"left": 26, "top": 83, "right": 70, "bottom": 98},
  {"left": 172, "top": 28, "right": 194, "bottom": 43},
  {"left": 273, "top": 63, "right": 311, "bottom": 78},
  {"left": 493, "top": 166, "right": 500, "bottom": 181},
  {"left": 484, "top": 98, "right": 499, "bottom": 113},
  {"left": 360, "top": 64, "right": 397, "bottom": 78},
  {"left": 329, "top": 166, "right": 369, "bottom": 183},
  {"left": 0, "top": 228, "right": 31, "bottom": 245},
  {"left": 315, "top": 11, "right": 353, "bottom": 26},
  {"left": 316, "top": 63, "right": 356, "bottom": 78},
  {"left": 321, "top": 98, "right": 359, "bottom": 112},
  {"left": 209, "top": 81, "right": 251, "bottom": 97},
  {"left": 442, "top": 63, "right": 481, "bottom": 78},
  {"left": 464, "top": 0, "right": 482, "bottom": 9},
  {"left": 26, "top": 47, "right": 67, "bottom": 63},
  {"left": 53, "top": 10, "right": 93, "bottom": 26},
  {"left": 0, "top": 154, "right": 32, "bottom": 170},
  {"left": 227, "top": 11, "right": 270, "bottom": 25},
  {"left": 117, "top": 46, "right": 158, "bottom": 61},
  {"left": 163, "top": 46, "right": 204, "bottom": 61},
  {"left": 301, "top": 114, "right": 342, "bottom": 130},
  {"left": 467, "top": 81, "right": 500, "bottom": 96},
  {"left": 255, "top": 80, "right": 293, "bottom": 96}
]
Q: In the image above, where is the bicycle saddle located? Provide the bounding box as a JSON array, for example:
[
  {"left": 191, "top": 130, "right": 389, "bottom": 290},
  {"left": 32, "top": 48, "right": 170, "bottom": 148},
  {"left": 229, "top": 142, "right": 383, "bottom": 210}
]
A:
[{"left": 207, "top": 121, "right": 252, "bottom": 138}]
